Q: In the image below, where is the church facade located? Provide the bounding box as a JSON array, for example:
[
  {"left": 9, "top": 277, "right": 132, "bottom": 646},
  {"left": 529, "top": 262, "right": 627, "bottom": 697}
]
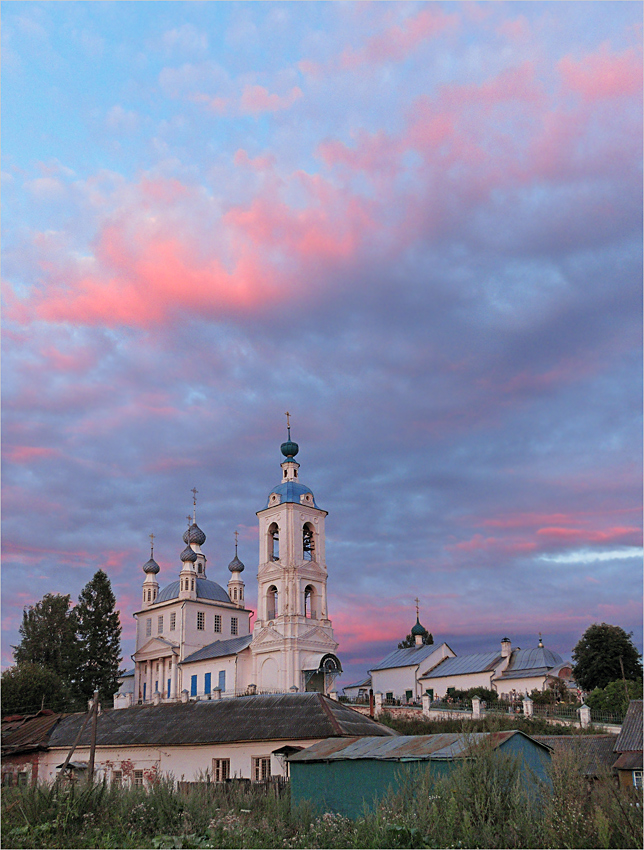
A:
[{"left": 115, "top": 428, "right": 341, "bottom": 708}]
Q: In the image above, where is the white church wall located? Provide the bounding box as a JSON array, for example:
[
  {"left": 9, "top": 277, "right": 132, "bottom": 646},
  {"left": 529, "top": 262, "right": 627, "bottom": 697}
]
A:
[
  {"left": 178, "top": 653, "right": 246, "bottom": 698},
  {"left": 418, "top": 670, "right": 495, "bottom": 698}
]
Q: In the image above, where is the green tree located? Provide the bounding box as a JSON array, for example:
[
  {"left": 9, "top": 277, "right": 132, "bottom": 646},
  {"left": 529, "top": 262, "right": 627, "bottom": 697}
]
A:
[
  {"left": 1, "top": 663, "right": 75, "bottom": 715},
  {"left": 398, "top": 631, "right": 434, "bottom": 649},
  {"left": 13, "top": 592, "right": 78, "bottom": 682},
  {"left": 75, "top": 570, "right": 123, "bottom": 702},
  {"left": 572, "top": 622, "right": 643, "bottom": 692},
  {"left": 585, "top": 679, "right": 643, "bottom": 715}
]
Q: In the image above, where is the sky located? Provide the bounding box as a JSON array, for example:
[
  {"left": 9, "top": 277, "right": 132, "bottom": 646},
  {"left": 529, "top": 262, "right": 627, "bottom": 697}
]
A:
[{"left": 2, "top": 1, "right": 642, "bottom": 689}]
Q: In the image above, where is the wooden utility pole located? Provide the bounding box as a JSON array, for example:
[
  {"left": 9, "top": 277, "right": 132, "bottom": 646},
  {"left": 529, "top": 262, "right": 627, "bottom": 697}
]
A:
[
  {"left": 58, "top": 698, "right": 95, "bottom": 780},
  {"left": 87, "top": 691, "right": 100, "bottom": 783}
]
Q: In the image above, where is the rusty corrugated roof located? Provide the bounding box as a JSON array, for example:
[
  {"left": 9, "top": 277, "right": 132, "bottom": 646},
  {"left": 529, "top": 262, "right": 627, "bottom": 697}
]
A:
[
  {"left": 288, "top": 730, "right": 547, "bottom": 763},
  {"left": 47, "top": 693, "right": 398, "bottom": 749},
  {"left": 1, "top": 711, "right": 65, "bottom": 753}
]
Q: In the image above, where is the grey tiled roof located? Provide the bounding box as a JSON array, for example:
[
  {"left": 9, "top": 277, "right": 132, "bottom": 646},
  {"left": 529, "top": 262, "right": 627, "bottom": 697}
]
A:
[
  {"left": 47, "top": 693, "right": 398, "bottom": 748},
  {"left": 614, "top": 700, "right": 643, "bottom": 753},
  {"left": 421, "top": 651, "right": 502, "bottom": 679},
  {"left": 370, "top": 643, "right": 447, "bottom": 672},
  {"left": 534, "top": 735, "right": 617, "bottom": 775},
  {"left": 181, "top": 634, "right": 253, "bottom": 664},
  {"left": 343, "top": 676, "right": 372, "bottom": 691}
]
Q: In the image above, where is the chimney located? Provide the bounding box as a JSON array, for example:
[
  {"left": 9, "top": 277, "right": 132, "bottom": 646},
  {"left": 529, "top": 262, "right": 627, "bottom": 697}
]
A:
[{"left": 501, "top": 637, "right": 512, "bottom": 658}]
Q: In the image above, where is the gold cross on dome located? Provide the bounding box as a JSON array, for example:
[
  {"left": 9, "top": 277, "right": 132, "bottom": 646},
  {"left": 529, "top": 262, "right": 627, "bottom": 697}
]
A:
[
  {"left": 285, "top": 411, "right": 291, "bottom": 429},
  {"left": 191, "top": 487, "right": 198, "bottom": 505},
  {"left": 149, "top": 532, "right": 155, "bottom": 555},
  {"left": 415, "top": 597, "right": 420, "bottom": 618},
  {"left": 234, "top": 530, "right": 239, "bottom": 545}
]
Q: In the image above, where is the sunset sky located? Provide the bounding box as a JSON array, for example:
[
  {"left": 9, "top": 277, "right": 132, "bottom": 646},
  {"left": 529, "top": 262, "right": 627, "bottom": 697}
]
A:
[{"left": 2, "top": 1, "right": 642, "bottom": 687}]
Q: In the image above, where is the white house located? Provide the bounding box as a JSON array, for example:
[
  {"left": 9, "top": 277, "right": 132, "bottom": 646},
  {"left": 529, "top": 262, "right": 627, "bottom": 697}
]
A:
[
  {"left": 116, "top": 425, "right": 342, "bottom": 707},
  {"left": 41, "top": 693, "right": 396, "bottom": 785}
]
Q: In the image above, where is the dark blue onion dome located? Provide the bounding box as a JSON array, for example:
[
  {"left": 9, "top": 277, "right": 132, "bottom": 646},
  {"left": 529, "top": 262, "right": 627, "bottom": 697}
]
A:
[
  {"left": 142, "top": 557, "right": 160, "bottom": 574},
  {"left": 411, "top": 617, "right": 427, "bottom": 637},
  {"left": 180, "top": 544, "right": 198, "bottom": 563},
  {"left": 228, "top": 552, "right": 245, "bottom": 573},
  {"left": 183, "top": 523, "right": 206, "bottom": 546},
  {"left": 280, "top": 424, "right": 299, "bottom": 459}
]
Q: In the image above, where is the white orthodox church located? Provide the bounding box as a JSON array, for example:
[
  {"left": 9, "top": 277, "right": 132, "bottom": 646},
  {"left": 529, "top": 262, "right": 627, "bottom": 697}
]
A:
[{"left": 115, "top": 427, "right": 342, "bottom": 708}]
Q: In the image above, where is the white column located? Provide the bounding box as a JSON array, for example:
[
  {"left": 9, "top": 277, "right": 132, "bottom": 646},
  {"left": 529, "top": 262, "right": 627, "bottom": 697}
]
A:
[
  {"left": 522, "top": 696, "right": 533, "bottom": 718},
  {"left": 472, "top": 697, "right": 481, "bottom": 719},
  {"left": 374, "top": 692, "right": 383, "bottom": 718},
  {"left": 422, "top": 694, "right": 431, "bottom": 717},
  {"left": 579, "top": 704, "right": 591, "bottom": 728}
]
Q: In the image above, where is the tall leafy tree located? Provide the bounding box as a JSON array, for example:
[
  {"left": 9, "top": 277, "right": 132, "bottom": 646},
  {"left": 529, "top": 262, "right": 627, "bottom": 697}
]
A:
[
  {"left": 572, "top": 622, "right": 643, "bottom": 692},
  {"left": 13, "top": 592, "right": 78, "bottom": 683},
  {"left": 75, "top": 570, "right": 123, "bottom": 702},
  {"left": 1, "top": 663, "right": 74, "bottom": 715}
]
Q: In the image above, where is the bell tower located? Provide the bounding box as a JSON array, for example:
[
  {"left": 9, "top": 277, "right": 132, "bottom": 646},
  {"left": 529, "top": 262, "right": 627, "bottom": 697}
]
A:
[{"left": 251, "top": 417, "right": 341, "bottom": 694}]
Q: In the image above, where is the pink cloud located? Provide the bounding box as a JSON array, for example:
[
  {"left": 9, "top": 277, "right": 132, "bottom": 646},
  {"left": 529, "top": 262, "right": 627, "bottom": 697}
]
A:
[
  {"left": 233, "top": 149, "right": 277, "bottom": 171},
  {"left": 3, "top": 446, "right": 60, "bottom": 463},
  {"left": 447, "top": 534, "right": 537, "bottom": 555},
  {"left": 239, "top": 85, "right": 302, "bottom": 114},
  {"left": 497, "top": 16, "right": 530, "bottom": 42},
  {"left": 560, "top": 44, "right": 643, "bottom": 102},
  {"left": 536, "top": 526, "right": 642, "bottom": 545}
]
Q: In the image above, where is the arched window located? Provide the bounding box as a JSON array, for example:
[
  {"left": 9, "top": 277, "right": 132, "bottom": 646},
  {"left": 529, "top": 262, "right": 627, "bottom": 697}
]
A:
[
  {"left": 197, "top": 563, "right": 202, "bottom": 574},
  {"left": 233, "top": 587, "right": 237, "bottom": 600},
  {"left": 304, "top": 585, "right": 315, "bottom": 619},
  {"left": 303, "top": 524, "right": 315, "bottom": 561},
  {"left": 268, "top": 523, "right": 279, "bottom": 561},
  {"left": 267, "top": 586, "right": 278, "bottom": 620},
  {"left": 191, "top": 578, "right": 195, "bottom": 591},
  {"left": 240, "top": 587, "right": 244, "bottom": 601}
]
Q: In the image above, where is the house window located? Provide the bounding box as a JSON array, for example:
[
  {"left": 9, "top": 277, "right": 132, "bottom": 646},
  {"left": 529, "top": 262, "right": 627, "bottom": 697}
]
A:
[
  {"left": 17, "top": 772, "right": 28, "bottom": 786},
  {"left": 133, "top": 770, "right": 144, "bottom": 787},
  {"left": 213, "top": 758, "right": 230, "bottom": 782},
  {"left": 146, "top": 618, "right": 152, "bottom": 637},
  {"left": 253, "top": 757, "right": 271, "bottom": 782},
  {"left": 405, "top": 690, "right": 413, "bottom": 702},
  {"left": 205, "top": 672, "right": 211, "bottom": 694},
  {"left": 170, "top": 613, "right": 176, "bottom": 631},
  {"left": 634, "top": 770, "right": 643, "bottom": 790},
  {"left": 214, "top": 615, "right": 222, "bottom": 633},
  {"left": 218, "top": 671, "right": 226, "bottom": 692},
  {"left": 112, "top": 770, "right": 122, "bottom": 786},
  {"left": 157, "top": 616, "right": 163, "bottom": 634},
  {"left": 2, "top": 773, "right": 13, "bottom": 786},
  {"left": 197, "top": 612, "right": 205, "bottom": 630},
  {"left": 385, "top": 692, "right": 393, "bottom": 702},
  {"left": 231, "top": 617, "right": 238, "bottom": 636}
]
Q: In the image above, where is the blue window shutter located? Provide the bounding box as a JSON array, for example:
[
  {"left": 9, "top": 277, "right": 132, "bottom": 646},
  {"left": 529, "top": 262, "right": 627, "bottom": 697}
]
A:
[
  {"left": 143, "top": 682, "right": 146, "bottom": 701},
  {"left": 204, "top": 672, "right": 211, "bottom": 694},
  {"left": 191, "top": 675, "right": 197, "bottom": 696},
  {"left": 218, "top": 671, "right": 226, "bottom": 692},
  {"left": 167, "top": 679, "right": 171, "bottom": 698}
]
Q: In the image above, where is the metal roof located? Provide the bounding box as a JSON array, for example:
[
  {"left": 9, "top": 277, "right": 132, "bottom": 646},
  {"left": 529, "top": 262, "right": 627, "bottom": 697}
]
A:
[
  {"left": 534, "top": 735, "right": 617, "bottom": 775},
  {"left": 614, "top": 700, "right": 643, "bottom": 753},
  {"left": 264, "top": 481, "right": 319, "bottom": 509},
  {"left": 2, "top": 711, "right": 64, "bottom": 754},
  {"left": 613, "top": 751, "right": 643, "bottom": 770},
  {"left": 181, "top": 634, "right": 253, "bottom": 664},
  {"left": 421, "top": 651, "right": 502, "bottom": 679},
  {"left": 502, "top": 647, "right": 563, "bottom": 672},
  {"left": 47, "top": 693, "right": 399, "bottom": 749},
  {"left": 370, "top": 643, "right": 447, "bottom": 672},
  {"left": 120, "top": 669, "right": 135, "bottom": 678},
  {"left": 288, "top": 730, "right": 549, "bottom": 763},
  {"left": 343, "top": 676, "right": 372, "bottom": 691},
  {"left": 495, "top": 667, "right": 552, "bottom": 680},
  {"left": 157, "top": 578, "right": 231, "bottom": 604}
]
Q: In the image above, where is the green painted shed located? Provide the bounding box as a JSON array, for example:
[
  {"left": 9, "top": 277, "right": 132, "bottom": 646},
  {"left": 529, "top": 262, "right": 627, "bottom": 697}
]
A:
[{"left": 289, "top": 731, "right": 552, "bottom": 819}]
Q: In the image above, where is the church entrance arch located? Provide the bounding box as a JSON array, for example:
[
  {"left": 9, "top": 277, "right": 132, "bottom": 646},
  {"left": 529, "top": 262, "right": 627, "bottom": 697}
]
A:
[{"left": 303, "top": 653, "right": 342, "bottom": 694}]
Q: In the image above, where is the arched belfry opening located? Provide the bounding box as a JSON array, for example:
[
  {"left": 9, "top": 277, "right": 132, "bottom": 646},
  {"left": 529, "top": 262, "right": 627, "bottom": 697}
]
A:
[
  {"left": 302, "top": 523, "right": 315, "bottom": 561},
  {"left": 267, "top": 585, "right": 278, "bottom": 620},
  {"left": 304, "top": 585, "right": 316, "bottom": 619},
  {"left": 268, "top": 523, "right": 279, "bottom": 561}
]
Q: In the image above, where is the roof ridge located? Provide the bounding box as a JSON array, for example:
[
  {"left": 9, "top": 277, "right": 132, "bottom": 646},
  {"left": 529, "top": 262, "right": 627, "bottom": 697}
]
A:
[{"left": 316, "top": 692, "right": 344, "bottom": 735}]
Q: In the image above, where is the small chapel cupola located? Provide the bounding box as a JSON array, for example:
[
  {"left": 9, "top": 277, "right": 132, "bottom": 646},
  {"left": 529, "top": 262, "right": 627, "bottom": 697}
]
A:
[
  {"left": 411, "top": 599, "right": 430, "bottom": 646},
  {"left": 227, "top": 531, "right": 246, "bottom": 608},
  {"left": 179, "top": 515, "right": 199, "bottom": 601},
  {"left": 280, "top": 413, "right": 300, "bottom": 482},
  {"left": 141, "top": 533, "right": 160, "bottom": 608},
  {"left": 183, "top": 488, "right": 207, "bottom": 577}
]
